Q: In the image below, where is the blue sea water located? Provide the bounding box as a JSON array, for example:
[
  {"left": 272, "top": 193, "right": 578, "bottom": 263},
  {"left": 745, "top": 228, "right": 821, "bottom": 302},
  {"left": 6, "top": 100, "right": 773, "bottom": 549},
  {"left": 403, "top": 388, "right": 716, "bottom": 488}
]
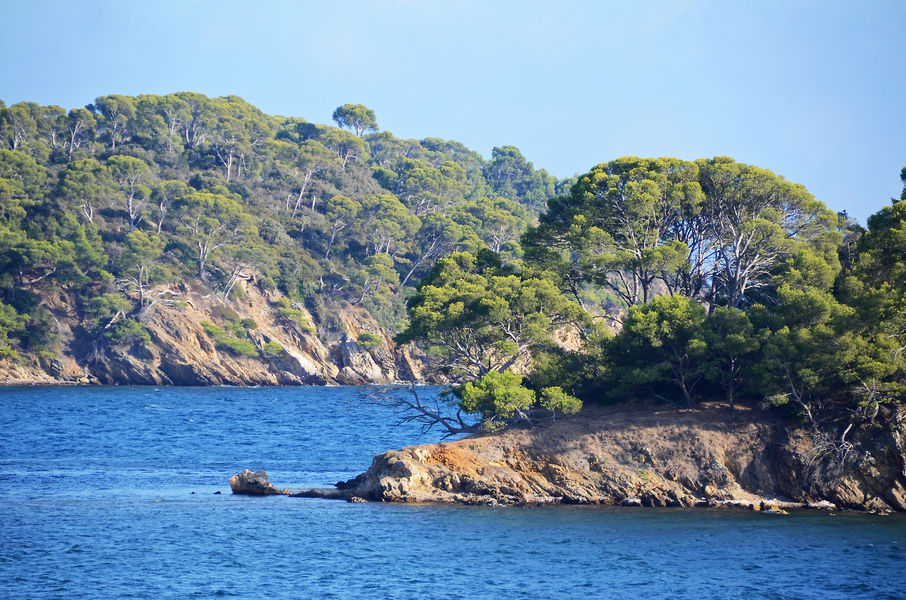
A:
[{"left": 1, "top": 386, "right": 904, "bottom": 600}]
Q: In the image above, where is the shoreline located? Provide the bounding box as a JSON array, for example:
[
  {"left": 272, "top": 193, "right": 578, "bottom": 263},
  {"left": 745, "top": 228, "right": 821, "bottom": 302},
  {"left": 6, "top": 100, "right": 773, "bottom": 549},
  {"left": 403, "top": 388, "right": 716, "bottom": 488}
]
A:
[
  {"left": 232, "top": 471, "right": 897, "bottom": 515},
  {"left": 230, "top": 401, "right": 906, "bottom": 513}
]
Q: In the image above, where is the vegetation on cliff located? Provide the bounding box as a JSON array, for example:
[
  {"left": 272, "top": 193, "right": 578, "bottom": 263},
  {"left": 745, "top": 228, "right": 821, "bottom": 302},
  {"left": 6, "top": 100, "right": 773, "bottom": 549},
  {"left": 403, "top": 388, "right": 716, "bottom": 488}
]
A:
[
  {"left": 1, "top": 93, "right": 904, "bottom": 450},
  {"left": 0, "top": 94, "right": 556, "bottom": 370}
]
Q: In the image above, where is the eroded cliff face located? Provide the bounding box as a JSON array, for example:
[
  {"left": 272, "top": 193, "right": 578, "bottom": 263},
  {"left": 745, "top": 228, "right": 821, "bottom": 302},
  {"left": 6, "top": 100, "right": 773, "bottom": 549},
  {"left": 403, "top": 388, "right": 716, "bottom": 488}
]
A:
[
  {"left": 335, "top": 403, "right": 906, "bottom": 512},
  {"left": 0, "top": 279, "right": 429, "bottom": 386}
]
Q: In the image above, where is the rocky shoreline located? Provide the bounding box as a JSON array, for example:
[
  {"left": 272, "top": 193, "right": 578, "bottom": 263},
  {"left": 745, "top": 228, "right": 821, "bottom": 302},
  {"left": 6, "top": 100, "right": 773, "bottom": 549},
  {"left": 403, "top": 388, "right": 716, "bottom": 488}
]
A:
[
  {"left": 231, "top": 402, "right": 906, "bottom": 513},
  {"left": 0, "top": 281, "right": 434, "bottom": 387}
]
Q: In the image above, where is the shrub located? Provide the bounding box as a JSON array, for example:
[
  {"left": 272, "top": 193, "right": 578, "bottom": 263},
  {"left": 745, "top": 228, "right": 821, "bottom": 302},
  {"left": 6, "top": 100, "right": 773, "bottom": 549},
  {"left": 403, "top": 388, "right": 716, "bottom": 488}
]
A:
[
  {"left": 216, "top": 336, "right": 258, "bottom": 357},
  {"left": 275, "top": 298, "right": 314, "bottom": 332},
  {"left": 356, "top": 332, "right": 383, "bottom": 350},
  {"left": 538, "top": 386, "right": 583, "bottom": 419},
  {"left": 106, "top": 319, "right": 152, "bottom": 346},
  {"left": 210, "top": 305, "right": 240, "bottom": 323},
  {"left": 262, "top": 341, "right": 284, "bottom": 357},
  {"left": 201, "top": 321, "right": 224, "bottom": 337},
  {"left": 456, "top": 371, "right": 537, "bottom": 432}
]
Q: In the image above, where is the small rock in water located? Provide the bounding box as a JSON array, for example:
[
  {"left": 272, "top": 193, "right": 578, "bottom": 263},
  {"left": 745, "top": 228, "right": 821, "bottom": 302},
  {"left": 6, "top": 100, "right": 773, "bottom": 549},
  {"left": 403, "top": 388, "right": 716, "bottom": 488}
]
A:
[
  {"left": 229, "top": 469, "right": 289, "bottom": 496},
  {"left": 213, "top": 490, "right": 221, "bottom": 495}
]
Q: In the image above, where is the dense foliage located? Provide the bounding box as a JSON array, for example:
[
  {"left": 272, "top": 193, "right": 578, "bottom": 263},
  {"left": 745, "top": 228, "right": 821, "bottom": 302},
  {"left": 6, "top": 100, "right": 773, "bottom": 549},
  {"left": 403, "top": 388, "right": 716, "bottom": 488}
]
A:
[
  {"left": 519, "top": 158, "right": 906, "bottom": 431},
  {"left": 397, "top": 158, "right": 905, "bottom": 433},
  {"left": 0, "top": 93, "right": 556, "bottom": 359},
  {"left": 2, "top": 92, "right": 903, "bottom": 436}
]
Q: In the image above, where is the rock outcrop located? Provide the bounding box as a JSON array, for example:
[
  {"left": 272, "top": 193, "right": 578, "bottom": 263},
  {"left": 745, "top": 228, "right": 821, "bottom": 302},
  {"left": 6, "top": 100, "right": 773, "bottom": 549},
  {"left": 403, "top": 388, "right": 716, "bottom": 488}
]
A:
[
  {"left": 229, "top": 469, "right": 289, "bottom": 496},
  {"left": 1, "top": 279, "right": 434, "bottom": 386},
  {"left": 255, "top": 402, "right": 906, "bottom": 512}
]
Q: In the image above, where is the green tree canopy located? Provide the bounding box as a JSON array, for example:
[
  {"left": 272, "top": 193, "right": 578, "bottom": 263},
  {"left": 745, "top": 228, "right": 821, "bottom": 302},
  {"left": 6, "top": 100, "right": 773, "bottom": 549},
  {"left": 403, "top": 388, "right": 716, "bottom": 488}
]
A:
[{"left": 332, "top": 104, "right": 378, "bottom": 137}]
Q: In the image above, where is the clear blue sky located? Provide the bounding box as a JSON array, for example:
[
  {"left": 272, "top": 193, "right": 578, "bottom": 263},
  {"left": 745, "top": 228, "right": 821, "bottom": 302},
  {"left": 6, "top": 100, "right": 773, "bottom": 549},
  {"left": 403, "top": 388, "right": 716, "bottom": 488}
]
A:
[{"left": 2, "top": 0, "right": 904, "bottom": 224}]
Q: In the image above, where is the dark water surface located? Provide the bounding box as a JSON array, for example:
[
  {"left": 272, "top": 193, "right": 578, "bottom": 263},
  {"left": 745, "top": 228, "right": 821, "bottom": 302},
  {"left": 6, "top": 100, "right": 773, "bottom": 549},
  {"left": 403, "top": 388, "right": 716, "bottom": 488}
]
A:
[{"left": 1, "top": 386, "right": 904, "bottom": 599}]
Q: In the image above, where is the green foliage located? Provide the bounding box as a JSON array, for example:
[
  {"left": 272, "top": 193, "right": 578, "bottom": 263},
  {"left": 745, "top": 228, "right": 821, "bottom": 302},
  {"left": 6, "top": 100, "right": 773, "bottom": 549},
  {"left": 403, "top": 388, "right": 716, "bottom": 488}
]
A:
[
  {"left": 84, "top": 293, "right": 132, "bottom": 327},
  {"left": 455, "top": 371, "right": 537, "bottom": 432},
  {"left": 1, "top": 90, "right": 901, "bottom": 437},
  {"left": 452, "top": 370, "right": 582, "bottom": 431},
  {"left": 261, "top": 341, "right": 284, "bottom": 357},
  {"left": 201, "top": 319, "right": 258, "bottom": 357},
  {"left": 200, "top": 321, "right": 223, "bottom": 337},
  {"left": 397, "top": 250, "right": 587, "bottom": 379},
  {"left": 275, "top": 297, "right": 314, "bottom": 332},
  {"left": 0, "top": 299, "right": 28, "bottom": 358},
  {"left": 607, "top": 294, "right": 708, "bottom": 407},
  {"left": 215, "top": 335, "right": 258, "bottom": 357},
  {"left": 525, "top": 156, "right": 839, "bottom": 310},
  {"left": 538, "top": 386, "right": 583, "bottom": 417},
  {"left": 105, "top": 318, "right": 151, "bottom": 346},
  {"left": 332, "top": 104, "right": 378, "bottom": 137},
  {"left": 356, "top": 332, "right": 383, "bottom": 350}
]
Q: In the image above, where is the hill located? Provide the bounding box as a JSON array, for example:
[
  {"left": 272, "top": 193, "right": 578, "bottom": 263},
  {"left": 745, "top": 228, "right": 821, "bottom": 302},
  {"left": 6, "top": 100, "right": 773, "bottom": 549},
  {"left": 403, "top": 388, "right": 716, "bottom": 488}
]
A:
[{"left": 0, "top": 93, "right": 561, "bottom": 381}]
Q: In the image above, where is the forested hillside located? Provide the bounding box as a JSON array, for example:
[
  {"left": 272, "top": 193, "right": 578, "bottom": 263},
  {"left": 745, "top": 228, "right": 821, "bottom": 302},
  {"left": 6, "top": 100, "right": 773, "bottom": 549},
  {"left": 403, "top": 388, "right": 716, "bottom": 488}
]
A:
[
  {"left": 392, "top": 157, "right": 906, "bottom": 442},
  {"left": 1, "top": 92, "right": 904, "bottom": 443},
  {"left": 0, "top": 93, "right": 560, "bottom": 374}
]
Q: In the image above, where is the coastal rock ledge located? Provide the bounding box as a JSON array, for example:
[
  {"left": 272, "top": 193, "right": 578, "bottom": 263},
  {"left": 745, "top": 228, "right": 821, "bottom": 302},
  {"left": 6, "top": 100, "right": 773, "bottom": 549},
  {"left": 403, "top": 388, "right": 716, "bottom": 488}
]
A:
[
  {"left": 229, "top": 469, "right": 289, "bottom": 496},
  {"left": 233, "top": 403, "right": 906, "bottom": 512}
]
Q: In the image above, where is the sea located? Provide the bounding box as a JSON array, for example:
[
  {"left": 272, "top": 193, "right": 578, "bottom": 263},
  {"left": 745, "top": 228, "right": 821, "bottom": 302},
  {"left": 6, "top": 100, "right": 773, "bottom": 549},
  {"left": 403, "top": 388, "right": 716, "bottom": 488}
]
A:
[{"left": 1, "top": 386, "right": 904, "bottom": 599}]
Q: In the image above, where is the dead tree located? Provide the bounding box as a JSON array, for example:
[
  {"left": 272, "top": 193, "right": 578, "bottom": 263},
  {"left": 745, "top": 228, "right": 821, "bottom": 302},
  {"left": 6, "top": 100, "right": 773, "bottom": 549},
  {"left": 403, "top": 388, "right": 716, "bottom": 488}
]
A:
[{"left": 362, "top": 383, "right": 476, "bottom": 439}]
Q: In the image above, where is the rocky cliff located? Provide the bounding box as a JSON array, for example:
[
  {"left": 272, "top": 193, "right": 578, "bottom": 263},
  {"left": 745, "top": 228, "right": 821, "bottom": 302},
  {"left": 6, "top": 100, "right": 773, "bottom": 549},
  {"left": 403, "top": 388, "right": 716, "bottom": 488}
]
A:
[
  {"left": 0, "top": 278, "right": 428, "bottom": 386},
  {"left": 296, "top": 402, "right": 905, "bottom": 512}
]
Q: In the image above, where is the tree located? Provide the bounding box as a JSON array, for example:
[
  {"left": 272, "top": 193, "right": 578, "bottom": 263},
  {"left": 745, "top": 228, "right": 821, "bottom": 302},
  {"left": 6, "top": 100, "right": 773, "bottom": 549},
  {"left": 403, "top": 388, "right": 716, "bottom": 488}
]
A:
[
  {"left": 218, "top": 240, "right": 273, "bottom": 300},
  {"left": 398, "top": 212, "right": 465, "bottom": 288},
  {"left": 1, "top": 103, "right": 37, "bottom": 150},
  {"left": 107, "top": 156, "right": 152, "bottom": 231},
  {"left": 525, "top": 156, "right": 840, "bottom": 311},
  {"left": 150, "top": 180, "right": 191, "bottom": 233},
  {"left": 116, "top": 231, "right": 171, "bottom": 309},
  {"left": 65, "top": 108, "right": 96, "bottom": 156},
  {"left": 172, "top": 191, "right": 255, "bottom": 279},
  {"left": 321, "top": 128, "right": 366, "bottom": 169},
  {"left": 355, "top": 252, "right": 399, "bottom": 304},
  {"left": 455, "top": 197, "right": 527, "bottom": 253},
  {"left": 607, "top": 294, "right": 708, "bottom": 407},
  {"left": 526, "top": 157, "right": 695, "bottom": 307},
  {"left": 703, "top": 307, "right": 760, "bottom": 416},
  {"left": 323, "top": 195, "right": 360, "bottom": 259},
  {"left": 357, "top": 194, "right": 420, "bottom": 256},
  {"left": 455, "top": 370, "right": 539, "bottom": 432},
  {"left": 332, "top": 104, "right": 378, "bottom": 137},
  {"left": 208, "top": 96, "right": 273, "bottom": 182},
  {"left": 93, "top": 95, "right": 135, "bottom": 152},
  {"left": 397, "top": 251, "right": 587, "bottom": 379},
  {"left": 697, "top": 157, "right": 839, "bottom": 308},
  {"left": 900, "top": 166, "right": 906, "bottom": 202},
  {"left": 836, "top": 198, "right": 906, "bottom": 390},
  {"left": 60, "top": 159, "right": 113, "bottom": 224},
  {"left": 751, "top": 286, "right": 860, "bottom": 429}
]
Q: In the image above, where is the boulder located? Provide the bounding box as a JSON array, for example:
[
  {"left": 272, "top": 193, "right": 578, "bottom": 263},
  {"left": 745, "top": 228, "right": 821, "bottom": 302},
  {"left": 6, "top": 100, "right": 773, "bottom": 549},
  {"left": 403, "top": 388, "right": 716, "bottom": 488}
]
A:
[{"left": 229, "top": 469, "right": 288, "bottom": 496}]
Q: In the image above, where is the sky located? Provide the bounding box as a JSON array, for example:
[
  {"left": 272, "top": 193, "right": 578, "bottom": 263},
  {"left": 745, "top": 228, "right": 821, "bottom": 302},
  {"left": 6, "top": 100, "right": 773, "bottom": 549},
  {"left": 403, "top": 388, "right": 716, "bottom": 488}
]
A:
[{"left": 1, "top": 0, "right": 904, "bottom": 224}]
